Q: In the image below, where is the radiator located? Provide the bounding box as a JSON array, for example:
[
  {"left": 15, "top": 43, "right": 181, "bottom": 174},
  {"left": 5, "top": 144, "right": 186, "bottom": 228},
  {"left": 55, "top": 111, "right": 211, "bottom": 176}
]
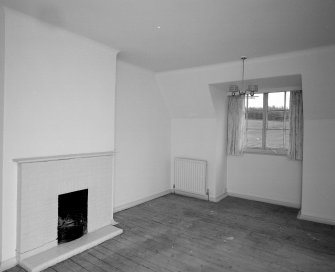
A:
[{"left": 174, "top": 157, "right": 208, "bottom": 197}]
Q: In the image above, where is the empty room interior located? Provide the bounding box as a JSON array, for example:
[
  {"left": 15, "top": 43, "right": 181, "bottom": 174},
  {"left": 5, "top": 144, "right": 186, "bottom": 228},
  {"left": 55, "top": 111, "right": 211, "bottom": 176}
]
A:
[{"left": 0, "top": 0, "right": 335, "bottom": 271}]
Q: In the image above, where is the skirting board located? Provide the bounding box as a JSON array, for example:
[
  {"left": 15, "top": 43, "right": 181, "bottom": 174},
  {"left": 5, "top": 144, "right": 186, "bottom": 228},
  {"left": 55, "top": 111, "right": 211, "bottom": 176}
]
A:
[
  {"left": 114, "top": 189, "right": 172, "bottom": 213},
  {"left": 114, "top": 189, "right": 227, "bottom": 214},
  {"left": 209, "top": 192, "right": 228, "bottom": 203},
  {"left": 0, "top": 257, "right": 17, "bottom": 272},
  {"left": 297, "top": 211, "right": 335, "bottom": 226},
  {"left": 174, "top": 190, "right": 208, "bottom": 201},
  {"left": 174, "top": 190, "right": 228, "bottom": 203},
  {"left": 227, "top": 192, "right": 301, "bottom": 209}
]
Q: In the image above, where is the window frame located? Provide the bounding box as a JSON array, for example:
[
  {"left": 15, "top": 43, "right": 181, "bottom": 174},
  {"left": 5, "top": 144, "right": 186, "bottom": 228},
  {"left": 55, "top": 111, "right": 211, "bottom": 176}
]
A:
[{"left": 245, "top": 91, "right": 290, "bottom": 155}]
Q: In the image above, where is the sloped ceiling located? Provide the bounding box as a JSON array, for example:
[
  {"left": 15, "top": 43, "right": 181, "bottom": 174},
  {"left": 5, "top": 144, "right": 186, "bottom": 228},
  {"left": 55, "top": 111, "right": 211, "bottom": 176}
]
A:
[{"left": 1, "top": 0, "right": 335, "bottom": 72}]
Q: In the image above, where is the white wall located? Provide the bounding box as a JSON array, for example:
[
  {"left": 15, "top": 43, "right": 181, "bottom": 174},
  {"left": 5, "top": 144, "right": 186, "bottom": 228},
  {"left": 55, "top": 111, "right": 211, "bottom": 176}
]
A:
[
  {"left": 171, "top": 115, "right": 227, "bottom": 201},
  {"left": 228, "top": 154, "right": 302, "bottom": 207},
  {"left": 0, "top": 6, "right": 5, "bottom": 263},
  {"left": 114, "top": 61, "right": 170, "bottom": 210},
  {"left": 301, "top": 119, "right": 335, "bottom": 221},
  {"left": 209, "top": 86, "right": 228, "bottom": 200},
  {"left": 1, "top": 9, "right": 118, "bottom": 262},
  {"left": 171, "top": 118, "right": 218, "bottom": 198},
  {"left": 157, "top": 45, "right": 335, "bottom": 224}
]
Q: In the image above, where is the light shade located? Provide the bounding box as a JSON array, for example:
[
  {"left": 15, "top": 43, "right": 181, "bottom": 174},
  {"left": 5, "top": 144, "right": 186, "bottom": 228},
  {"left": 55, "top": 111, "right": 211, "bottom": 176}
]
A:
[
  {"left": 229, "top": 85, "right": 239, "bottom": 92},
  {"left": 248, "top": 84, "right": 258, "bottom": 93},
  {"left": 228, "top": 57, "right": 258, "bottom": 96}
]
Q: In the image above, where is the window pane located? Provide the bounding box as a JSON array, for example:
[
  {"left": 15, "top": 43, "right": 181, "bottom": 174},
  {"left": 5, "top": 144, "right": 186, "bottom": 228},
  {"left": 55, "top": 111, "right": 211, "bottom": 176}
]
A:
[
  {"left": 246, "top": 94, "right": 263, "bottom": 123},
  {"left": 247, "top": 93, "right": 263, "bottom": 109},
  {"left": 245, "top": 91, "right": 291, "bottom": 153},
  {"left": 267, "top": 112, "right": 284, "bottom": 129},
  {"left": 246, "top": 94, "right": 263, "bottom": 148},
  {"left": 247, "top": 118, "right": 263, "bottom": 129},
  {"left": 266, "top": 129, "right": 285, "bottom": 149},
  {"left": 268, "top": 92, "right": 284, "bottom": 109},
  {"left": 267, "top": 92, "right": 290, "bottom": 150},
  {"left": 286, "top": 91, "right": 290, "bottom": 109},
  {"left": 247, "top": 129, "right": 262, "bottom": 148},
  {"left": 268, "top": 119, "right": 284, "bottom": 130}
]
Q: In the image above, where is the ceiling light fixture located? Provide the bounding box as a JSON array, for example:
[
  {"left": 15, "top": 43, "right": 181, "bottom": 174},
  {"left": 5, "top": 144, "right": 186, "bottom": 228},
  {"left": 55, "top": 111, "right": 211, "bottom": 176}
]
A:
[{"left": 229, "top": 56, "right": 258, "bottom": 96}]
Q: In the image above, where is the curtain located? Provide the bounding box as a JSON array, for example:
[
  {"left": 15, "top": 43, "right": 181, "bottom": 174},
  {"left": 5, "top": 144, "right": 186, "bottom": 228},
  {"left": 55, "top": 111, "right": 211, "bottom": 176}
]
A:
[
  {"left": 227, "top": 95, "right": 246, "bottom": 155},
  {"left": 289, "top": 90, "right": 303, "bottom": 160}
]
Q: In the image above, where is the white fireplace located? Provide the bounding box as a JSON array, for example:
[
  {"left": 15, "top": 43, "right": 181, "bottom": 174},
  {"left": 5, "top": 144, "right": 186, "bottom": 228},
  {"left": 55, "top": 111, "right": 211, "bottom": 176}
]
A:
[{"left": 14, "top": 151, "right": 122, "bottom": 271}]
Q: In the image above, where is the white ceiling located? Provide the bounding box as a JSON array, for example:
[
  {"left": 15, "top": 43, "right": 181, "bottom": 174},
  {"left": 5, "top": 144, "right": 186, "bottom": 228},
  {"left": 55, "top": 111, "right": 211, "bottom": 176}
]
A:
[{"left": 1, "top": 0, "right": 335, "bottom": 72}]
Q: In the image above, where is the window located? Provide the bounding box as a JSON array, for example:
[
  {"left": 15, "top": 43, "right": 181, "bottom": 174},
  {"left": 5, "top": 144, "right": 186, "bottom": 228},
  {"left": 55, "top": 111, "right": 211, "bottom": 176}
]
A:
[{"left": 245, "top": 91, "right": 290, "bottom": 155}]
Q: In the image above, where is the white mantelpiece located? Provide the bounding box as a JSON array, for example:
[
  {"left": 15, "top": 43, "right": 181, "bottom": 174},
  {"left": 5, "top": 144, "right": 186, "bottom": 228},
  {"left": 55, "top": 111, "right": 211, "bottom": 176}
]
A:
[{"left": 14, "top": 151, "right": 122, "bottom": 271}]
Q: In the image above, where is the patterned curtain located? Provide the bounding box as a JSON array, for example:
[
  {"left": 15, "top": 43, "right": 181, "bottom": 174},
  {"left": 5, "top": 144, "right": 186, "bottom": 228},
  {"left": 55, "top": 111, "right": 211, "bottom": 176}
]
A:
[
  {"left": 289, "top": 90, "right": 303, "bottom": 160},
  {"left": 227, "top": 95, "right": 246, "bottom": 155}
]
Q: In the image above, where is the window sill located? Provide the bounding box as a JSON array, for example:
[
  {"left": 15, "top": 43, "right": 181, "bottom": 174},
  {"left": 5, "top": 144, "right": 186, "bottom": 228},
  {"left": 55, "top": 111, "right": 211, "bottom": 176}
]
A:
[{"left": 244, "top": 148, "right": 288, "bottom": 156}]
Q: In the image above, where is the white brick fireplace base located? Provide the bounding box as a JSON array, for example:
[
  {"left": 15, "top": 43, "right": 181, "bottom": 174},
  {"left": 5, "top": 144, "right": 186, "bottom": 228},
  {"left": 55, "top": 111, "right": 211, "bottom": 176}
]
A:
[{"left": 14, "top": 152, "right": 122, "bottom": 271}]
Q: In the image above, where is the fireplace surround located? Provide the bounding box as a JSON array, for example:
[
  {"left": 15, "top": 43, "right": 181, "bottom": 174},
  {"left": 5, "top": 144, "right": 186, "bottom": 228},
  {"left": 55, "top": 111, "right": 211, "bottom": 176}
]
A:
[{"left": 14, "top": 151, "right": 122, "bottom": 271}]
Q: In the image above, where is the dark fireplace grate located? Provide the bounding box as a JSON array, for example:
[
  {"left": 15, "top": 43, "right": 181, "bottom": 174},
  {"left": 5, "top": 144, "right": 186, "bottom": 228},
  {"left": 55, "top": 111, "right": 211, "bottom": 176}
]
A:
[{"left": 58, "top": 189, "right": 88, "bottom": 244}]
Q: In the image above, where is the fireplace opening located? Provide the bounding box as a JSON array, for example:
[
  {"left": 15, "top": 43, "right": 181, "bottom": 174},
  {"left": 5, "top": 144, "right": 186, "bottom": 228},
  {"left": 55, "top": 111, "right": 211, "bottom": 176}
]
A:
[{"left": 58, "top": 189, "right": 88, "bottom": 244}]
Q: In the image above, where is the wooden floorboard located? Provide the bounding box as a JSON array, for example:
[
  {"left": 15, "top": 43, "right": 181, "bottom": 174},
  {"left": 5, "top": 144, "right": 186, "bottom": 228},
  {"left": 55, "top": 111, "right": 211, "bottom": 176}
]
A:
[{"left": 6, "top": 194, "right": 335, "bottom": 272}]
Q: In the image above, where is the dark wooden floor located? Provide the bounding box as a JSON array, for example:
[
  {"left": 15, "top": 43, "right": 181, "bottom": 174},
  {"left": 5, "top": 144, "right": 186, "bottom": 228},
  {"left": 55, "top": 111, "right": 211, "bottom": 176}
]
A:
[{"left": 6, "top": 194, "right": 335, "bottom": 272}]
